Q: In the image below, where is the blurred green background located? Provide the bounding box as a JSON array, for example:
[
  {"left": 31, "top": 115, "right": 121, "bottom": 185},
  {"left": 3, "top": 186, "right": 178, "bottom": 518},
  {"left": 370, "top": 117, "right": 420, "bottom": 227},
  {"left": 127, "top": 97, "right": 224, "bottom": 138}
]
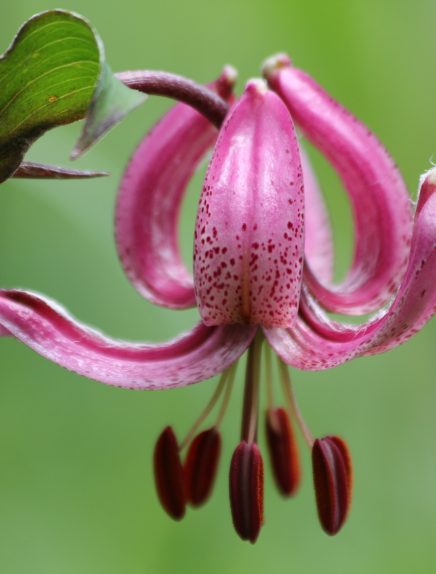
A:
[{"left": 1, "top": 1, "right": 435, "bottom": 573}]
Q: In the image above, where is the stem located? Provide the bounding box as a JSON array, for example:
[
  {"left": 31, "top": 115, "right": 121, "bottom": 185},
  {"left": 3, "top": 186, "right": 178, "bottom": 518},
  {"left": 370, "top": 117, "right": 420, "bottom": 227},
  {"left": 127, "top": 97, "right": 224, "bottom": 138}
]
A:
[
  {"left": 241, "top": 332, "right": 263, "bottom": 443},
  {"left": 14, "top": 71, "right": 232, "bottom": 181},
  {"left": 215, "top": 363, "right": 237, "bottom": 429},
  {"left": 277, "top": 357, "right": 314, "bottom": 448},
  {"left": 116, "top": 70, "right": 230, "bottom": 128},
  {"left": 179, "top": 370, "right": 228, "bottom": 451}
]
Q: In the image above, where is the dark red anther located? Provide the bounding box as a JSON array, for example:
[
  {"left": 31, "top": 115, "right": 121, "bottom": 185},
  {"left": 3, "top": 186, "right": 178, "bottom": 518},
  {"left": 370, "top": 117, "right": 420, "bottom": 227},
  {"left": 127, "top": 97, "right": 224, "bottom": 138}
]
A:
[
  {"left": 265, "top": 407, "right": 301, "bottom": 496},
  {"left": 184, "top": 428, "right": 221, "bottom": 507},
  {"left": 153, "top": 426, "right": 186, "bottom": 520},
  {"left": 312, "top": 435, "right": 353, "bottom": 536},
  {"left": 229, "top": 441, "right": 264, "bottom": 543}
]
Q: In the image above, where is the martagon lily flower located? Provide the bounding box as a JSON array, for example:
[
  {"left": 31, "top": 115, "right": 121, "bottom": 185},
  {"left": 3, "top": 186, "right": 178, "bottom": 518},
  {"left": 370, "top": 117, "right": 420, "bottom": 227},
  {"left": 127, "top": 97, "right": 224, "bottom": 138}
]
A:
[{"left": 0, "top": 54, "right": 435, "bottom": 543}]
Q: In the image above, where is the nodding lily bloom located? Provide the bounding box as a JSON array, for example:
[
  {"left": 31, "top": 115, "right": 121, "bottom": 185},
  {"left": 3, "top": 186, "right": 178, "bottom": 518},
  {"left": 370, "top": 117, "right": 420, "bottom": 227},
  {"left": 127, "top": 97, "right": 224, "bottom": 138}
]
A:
[{"left": 0, "top": 54, "right": 435, "bottom": 543}]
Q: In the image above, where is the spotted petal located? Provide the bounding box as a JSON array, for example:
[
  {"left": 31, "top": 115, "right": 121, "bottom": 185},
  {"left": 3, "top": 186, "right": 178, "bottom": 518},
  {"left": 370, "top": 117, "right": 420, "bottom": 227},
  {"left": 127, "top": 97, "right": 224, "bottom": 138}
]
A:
[
  {"left": 264, "top": 54, "right": 413, "bottom": 315},
  {"left": 264, "top": 169, "right": 436, "bottom": 370},
  {"left": 0, "top": 290, "right": 255, "bottom": 387},
  {"left": 194, "top": 80, "right": 305, "bottom": 328},
  {"left": 116, "top": 68, "right": 235, "bottom": 309}
]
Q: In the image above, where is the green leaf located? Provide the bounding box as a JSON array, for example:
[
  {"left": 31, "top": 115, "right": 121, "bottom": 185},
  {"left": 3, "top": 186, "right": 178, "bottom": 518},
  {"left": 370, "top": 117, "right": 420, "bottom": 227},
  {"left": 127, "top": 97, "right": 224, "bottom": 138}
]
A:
[{"left": 0, "top": 10, "right": 145, "bottom": 183}]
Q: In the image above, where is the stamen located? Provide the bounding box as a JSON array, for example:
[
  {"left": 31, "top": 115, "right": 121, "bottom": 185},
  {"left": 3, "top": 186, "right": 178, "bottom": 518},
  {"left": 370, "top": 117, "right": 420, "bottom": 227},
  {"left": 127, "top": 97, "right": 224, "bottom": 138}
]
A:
[
  {"left": 265, "top": 347, "right": 301, "bottom": 496},
  {"left": 264, "top": 343, "right": 274, "bottom": 410},
  {"left": 214, "top": 364, "right": 237, "bottom": 428},
  {"left": 229, "top": 441, "right": 264, "bottom": 543},
  {"left": 312, "top": 436, "right": 353, "bottom": 535},
  {"left": 183, "top": 365, "right": 236, "bottom": 508},
  {"left": 184, "top": 427, "right": 221, "bottom": 507},
  {"left": 277, "top": 357, "right": 314, "bottom": 448},
  {"left": 241, "top": 332, "right": 263, "bottom": 443},
  {"left": 265, "top": 407, "right": 301, "bottom": 497},
  {"left": 153, "top": 426, "right": 186, "bottom": 520},
  {"left": 179, "top": 369, "right": 229, "bottom": 451}
]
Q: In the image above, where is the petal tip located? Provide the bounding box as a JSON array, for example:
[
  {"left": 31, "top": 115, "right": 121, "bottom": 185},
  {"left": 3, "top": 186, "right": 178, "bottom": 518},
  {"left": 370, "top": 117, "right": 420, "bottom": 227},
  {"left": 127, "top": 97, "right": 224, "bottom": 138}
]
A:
[
  {"left": 261, "top": 53, "right": 292, "bottom": 80},
  {"left": 420, "top": 166, "right": 436, "bottom": 187},
  {"left": 417, "top": 167, "right": 436, "bottom": 213},
  {"left": 221, "top": 65, "right": 238, "bottom": 86},
  {"left": 245, "top": 78, "right": 268, "bottom": 97},
  {"left": 215, "top": 65, "right": 238, "bottom": 100}
]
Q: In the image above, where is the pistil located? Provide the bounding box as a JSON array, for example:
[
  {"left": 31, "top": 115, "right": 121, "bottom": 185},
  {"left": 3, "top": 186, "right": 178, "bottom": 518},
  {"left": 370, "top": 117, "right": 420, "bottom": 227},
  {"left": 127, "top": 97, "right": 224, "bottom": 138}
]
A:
[
  {"left": 241, "top": 332, "right": 263, "bottom": 443},
  {"left": 230, "top": 332, "right": 265, "bottom": 543}
]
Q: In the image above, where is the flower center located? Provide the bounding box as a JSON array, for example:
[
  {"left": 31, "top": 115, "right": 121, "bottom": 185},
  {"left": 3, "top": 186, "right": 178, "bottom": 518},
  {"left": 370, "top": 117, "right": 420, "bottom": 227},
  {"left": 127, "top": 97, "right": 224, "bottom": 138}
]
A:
[{"left": 152, "top": 336, "right": 353, "bottom": 541}]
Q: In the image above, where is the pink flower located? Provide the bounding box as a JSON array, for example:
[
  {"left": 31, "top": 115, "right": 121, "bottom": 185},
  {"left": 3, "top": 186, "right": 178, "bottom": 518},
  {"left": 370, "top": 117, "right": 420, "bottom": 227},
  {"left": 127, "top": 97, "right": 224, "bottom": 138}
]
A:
[{"left": 0, "top": 55, "right": 434, "bottom": 542}]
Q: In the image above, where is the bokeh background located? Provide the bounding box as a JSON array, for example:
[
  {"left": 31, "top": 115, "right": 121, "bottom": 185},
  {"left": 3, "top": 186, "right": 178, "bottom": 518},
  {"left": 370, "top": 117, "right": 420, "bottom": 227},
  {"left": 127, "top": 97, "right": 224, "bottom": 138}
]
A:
[{"left": 1, "top": 1, "right": 435, "bottom": 573}]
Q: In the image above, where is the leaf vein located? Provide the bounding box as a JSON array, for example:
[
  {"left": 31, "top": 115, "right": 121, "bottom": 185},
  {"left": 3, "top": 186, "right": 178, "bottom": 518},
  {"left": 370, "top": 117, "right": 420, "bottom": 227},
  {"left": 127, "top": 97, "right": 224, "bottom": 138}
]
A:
[
  {"left": 6, "top": 85, "right": 95, "bottom": 138},
  {"left": 0, "top": 60, "right": 99, "bottom": 121}
]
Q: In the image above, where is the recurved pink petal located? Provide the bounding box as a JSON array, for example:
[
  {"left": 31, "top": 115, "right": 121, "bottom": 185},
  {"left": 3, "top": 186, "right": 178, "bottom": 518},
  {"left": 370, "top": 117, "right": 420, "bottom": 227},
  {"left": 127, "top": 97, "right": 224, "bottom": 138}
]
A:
[
  {"left": 301, "top": 148, "right": 334, "bottom": 283},
  {"left": 116, "top": 67, "right": 236, "bottom": 309},
  {"left": 264, "top": 54, "right": 413, "bottom": 315},
  {"left": 0, "top": 290, "right": 255, "bottom": 387},
  {"left": 264, "top": 169, "right": 436, "bottom": 369},
  {"left": 194, "top": 80, "right": 305, "bottom": 328}
]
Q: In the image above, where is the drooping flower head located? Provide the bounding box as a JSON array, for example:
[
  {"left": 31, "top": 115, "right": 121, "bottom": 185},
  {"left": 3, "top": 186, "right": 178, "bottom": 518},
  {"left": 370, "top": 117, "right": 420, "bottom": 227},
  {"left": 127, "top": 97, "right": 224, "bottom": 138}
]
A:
[{"left": 0, "top": 54, "right": 434, "bottom": 542}]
